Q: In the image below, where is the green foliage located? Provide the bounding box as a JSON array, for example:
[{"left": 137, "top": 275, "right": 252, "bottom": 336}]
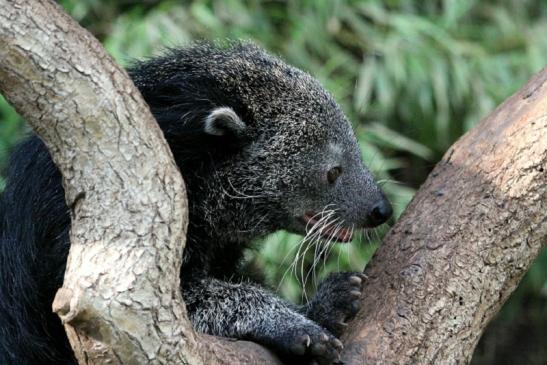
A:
[
  {"left": 0, "top": 98, "right": 27, "bottom": 190},
  {"left": 1, "top": 1, "right": 545, "bottom": 352}
]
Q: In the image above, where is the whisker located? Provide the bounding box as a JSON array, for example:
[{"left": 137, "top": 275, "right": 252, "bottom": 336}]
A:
[
  {"left": 294, "top": 205, "right": 339, "bottom": 296},
  {"left": 305, "top": 216, "right": 340, "bottom": 289}
]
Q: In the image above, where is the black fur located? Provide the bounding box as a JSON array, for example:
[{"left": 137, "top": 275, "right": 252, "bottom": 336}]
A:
[{"left": 0, "top": 42, "right": 390, "bottom": 365}]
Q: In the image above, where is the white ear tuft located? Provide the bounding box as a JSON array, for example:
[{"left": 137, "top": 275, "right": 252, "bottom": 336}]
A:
[{"left": 204, "top": 107, "right": 246, "bottom": 136}]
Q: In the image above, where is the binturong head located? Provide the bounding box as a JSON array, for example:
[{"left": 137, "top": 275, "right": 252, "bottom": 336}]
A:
[
  {"left": 278, "top": 112, "right": 393, "bottom": 243},
  {"left": 131, "top": 41, "right": 392, "bottom": 244}
]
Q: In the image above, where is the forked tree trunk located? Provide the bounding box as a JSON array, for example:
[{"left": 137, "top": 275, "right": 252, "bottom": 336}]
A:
[{"left": 0, "top": 0, "right": 545, "bottom": 364}]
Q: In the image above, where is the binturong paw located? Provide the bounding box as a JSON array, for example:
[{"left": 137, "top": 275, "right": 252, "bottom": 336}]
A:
[
  {"left": 276, "top": 322, "right": 343, "bottom": 365},
  {"left": 306, "top": 272, "right": 367, "bottom": 337}
]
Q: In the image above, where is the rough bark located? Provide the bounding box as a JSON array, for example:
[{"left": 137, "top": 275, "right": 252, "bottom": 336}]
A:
[
  {"left": 341, "top": 69, "right": 547, "bottom": 364},
  {"left": 0, "top": 0, "right": 281, "bottom": 364},
  {"left": 0, "top": 0, "right": 545, "bottom": 364}
]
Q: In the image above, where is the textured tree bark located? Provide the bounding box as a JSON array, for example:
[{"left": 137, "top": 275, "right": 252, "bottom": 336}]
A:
[
  {"left": 0, "top": 0, "right": 281, "bottom": 364},
  {"left": 341, "top": 68, "right": 547, "bottom": 364}
]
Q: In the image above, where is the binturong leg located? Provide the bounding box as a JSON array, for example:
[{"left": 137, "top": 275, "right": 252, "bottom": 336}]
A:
[{"left": 183, "top": 277, "right": 343, "bottom": 365}]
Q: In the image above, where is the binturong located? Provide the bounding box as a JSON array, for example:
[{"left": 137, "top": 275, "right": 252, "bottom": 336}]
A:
[{"left": 0, "top": 42, "right": 392, "bottom": 365}]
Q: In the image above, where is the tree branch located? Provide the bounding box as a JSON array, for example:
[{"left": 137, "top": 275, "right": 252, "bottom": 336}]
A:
[{"left": 341, "top": 68, "right": 547, "bottom": 364}]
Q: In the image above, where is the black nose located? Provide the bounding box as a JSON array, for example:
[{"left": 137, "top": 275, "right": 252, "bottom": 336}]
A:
[{"left": 368, "top": 198, "right": 393, "bottom": 227}]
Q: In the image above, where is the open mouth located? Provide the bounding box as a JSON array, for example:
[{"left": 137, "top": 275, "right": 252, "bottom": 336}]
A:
[{"left": 301, "top": 212, "right": 353, "bottom": 243}]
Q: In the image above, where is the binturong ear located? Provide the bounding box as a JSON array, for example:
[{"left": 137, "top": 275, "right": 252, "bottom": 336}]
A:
[{"left": 204, "top": 107, "right": 247, "bottom": 138}]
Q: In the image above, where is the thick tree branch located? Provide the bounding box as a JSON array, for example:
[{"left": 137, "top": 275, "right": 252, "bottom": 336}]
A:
[
  {"left": 0, "top": 0, "right": 281, "bottom": 364},
  {"left": 341, "top": 69, "right": 547, "bottom": 364}
]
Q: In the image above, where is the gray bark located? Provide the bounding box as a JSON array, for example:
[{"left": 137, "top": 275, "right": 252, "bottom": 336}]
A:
[{"left": 341, "top": 68, "right": 547, "bottom": 364}]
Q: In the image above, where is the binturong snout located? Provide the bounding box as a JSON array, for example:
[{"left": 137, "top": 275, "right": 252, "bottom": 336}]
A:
[
  {"left": 344, "top": 168, "right": 393, "bottom": 229},
  {"left": 367, "top": 195, "right": 393, "bottom": 227}
]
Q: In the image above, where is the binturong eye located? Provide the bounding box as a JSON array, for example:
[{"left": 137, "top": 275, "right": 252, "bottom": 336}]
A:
[{"left": 327, "top": 166, "right": 342, "bottom": 184}]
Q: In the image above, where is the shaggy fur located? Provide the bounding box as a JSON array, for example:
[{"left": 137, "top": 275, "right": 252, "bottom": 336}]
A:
[{"left": 0, "top": 42, "right": 391, "bottom": 365}]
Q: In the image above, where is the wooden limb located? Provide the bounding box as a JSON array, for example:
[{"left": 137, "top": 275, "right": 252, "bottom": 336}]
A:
[{"left": 341, "top": 68, "right": 547, "bottom": 364}]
